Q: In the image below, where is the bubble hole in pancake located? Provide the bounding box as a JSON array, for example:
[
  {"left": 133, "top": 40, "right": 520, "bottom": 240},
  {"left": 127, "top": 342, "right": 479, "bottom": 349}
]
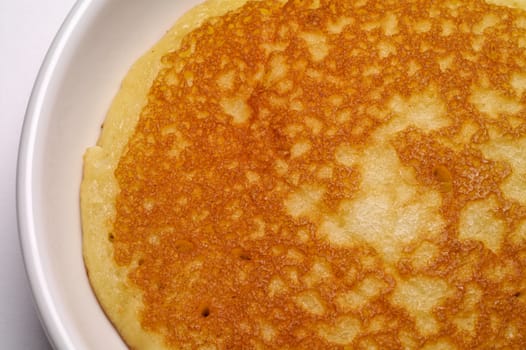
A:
[{"left": 82, "top": 0, "right": 526, "bottom": 349}]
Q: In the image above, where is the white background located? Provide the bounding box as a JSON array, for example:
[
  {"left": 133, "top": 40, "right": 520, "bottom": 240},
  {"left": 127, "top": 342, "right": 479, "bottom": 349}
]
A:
[{"left": 0, "top": 0, "right": 75, "bottom": 348}]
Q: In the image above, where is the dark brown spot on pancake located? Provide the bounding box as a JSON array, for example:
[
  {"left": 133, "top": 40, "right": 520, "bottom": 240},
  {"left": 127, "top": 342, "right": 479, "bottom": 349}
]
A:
[{"left": 201, "top": 307, "right": 211, "bottom": 318}]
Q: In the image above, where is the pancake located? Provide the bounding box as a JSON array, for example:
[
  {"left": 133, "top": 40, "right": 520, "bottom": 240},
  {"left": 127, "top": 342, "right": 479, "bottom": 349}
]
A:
[{"left": 81, "top": 0, "right": 526, "bottom": 348}]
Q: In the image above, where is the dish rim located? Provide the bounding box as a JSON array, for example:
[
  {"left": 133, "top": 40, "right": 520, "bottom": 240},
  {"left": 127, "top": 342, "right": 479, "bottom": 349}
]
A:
[{"left": 16, "top": 1, "right": 92, "bottom": 348}]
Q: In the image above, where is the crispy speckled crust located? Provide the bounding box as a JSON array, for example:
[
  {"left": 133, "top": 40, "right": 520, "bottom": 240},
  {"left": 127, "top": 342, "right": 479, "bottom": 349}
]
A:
[{"left": 82, "top": 0, "right": 526, "bottom": 349}]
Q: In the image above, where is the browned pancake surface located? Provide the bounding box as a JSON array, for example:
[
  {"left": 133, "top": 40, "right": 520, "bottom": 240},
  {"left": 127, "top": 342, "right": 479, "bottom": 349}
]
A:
[{"left": 112, "top": 0, "right": 526, "bottom": 348}]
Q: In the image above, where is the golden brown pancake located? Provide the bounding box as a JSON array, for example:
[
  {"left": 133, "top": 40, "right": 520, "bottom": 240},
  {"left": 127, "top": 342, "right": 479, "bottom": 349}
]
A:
[{"left": 82, "top": 0, "right": 526, "bottom": 348}]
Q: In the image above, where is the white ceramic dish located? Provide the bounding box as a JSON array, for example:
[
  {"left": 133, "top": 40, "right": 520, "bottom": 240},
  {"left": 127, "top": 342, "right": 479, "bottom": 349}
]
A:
[{"left": 17, "top": 1, "right": 202, "bottom": 348}]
